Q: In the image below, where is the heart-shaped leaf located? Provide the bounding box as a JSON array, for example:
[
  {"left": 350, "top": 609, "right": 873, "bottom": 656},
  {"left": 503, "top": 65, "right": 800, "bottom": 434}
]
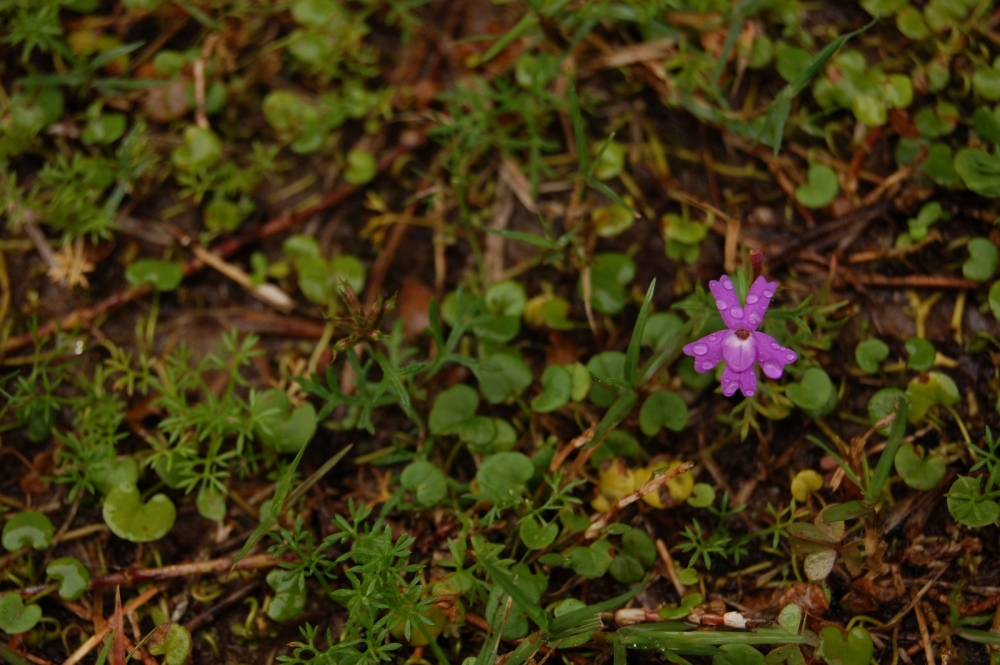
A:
[
  {"left": 531, "top": 364, "right": 572, "bottom": 413},
  {"left": 476, "top": 452, "right": 534, "bottom": 509},
  {"left": 148, "top": 624, "right": 192, "bottom": 665},
  {"left": 2, "top": 510, "right": 54, "bottom": 551},
  {"left": 638, "top": 390, "right": 689, "bottom": 435},
  {"left": 196, "top": 484, "right": 227, "bottom": 521},
  {"left": 964, "top": 237, "right": 999, "bottom": 281},
  {"left": 947, "top": 475, "right": 1000, "bottom": 528},
  {"left": 428, "top": 384, "right": 479, "bottom": 435},
  {"left": 125, "top": 259, "right": 183, "bottom": 292},
  {"left": 817, "top": 625, "right": 873, "bottom": 665},
  {"left": 400, "top": 460, "right": 447, "bottom": 507},
  {"left": 91, "top": 455, "right": 139, "bottom": 496},
  {"left": 103, "top": 482, "right": 176, "bottom": 543},
  {"left": 519, "top": 516, "right": 558, "bottom": 550},
  {"left": 906, "top": 371, "right": 959, "bottom": 421},
  {"left": 894, "top": 442, "right": 946, "bottom": 490},
  {"left": 584, "top": 252, "right": 635, "bottom": 315},
  {"left": 474, "top": 352, "right": 533, "bottom": 404},
  {"left": 854, "top": 338, "right": 889, "bottom": 374},
  {"left": 803, "top": 549, "right": 837, "bottom": 581},
  {"left": 0, "top": 593, "right": 42, "bottom": 634},
  {"left": 794, "top": 165, "right": 839, "bottom": 209},
  {"left": 252, "top": 389, "right": 317, "bottom": 453},
  {"left": 343, "top": 148, "right": 376, "bottom": 184},
  {"left": 786, "top": 368, "right": 836, "bottom": 416},
  {"left": 266, "top": 569, "right": 307, "bottom": 621},
  {"left": 905, "top": 338, "right": 936, "bottom": 371},
  {"left": 46, "top": 557, "right": 91, "bottom": 601},
  {"left": 954, "top": 148, "right": 1000, "bottom": 197}
]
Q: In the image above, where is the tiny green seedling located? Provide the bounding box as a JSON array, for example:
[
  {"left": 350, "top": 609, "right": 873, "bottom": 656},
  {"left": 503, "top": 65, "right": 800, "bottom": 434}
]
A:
[
  {"left": 583, "top": 252, "right": 635, "bottom": 315},
  {"left": 2, "top": 511, "right": 54, "bottom": 552},
  {"left": 102, "top": 482, "right": 176, "bottom": 543},
  {"left": 266, "top": 568, "right": 307, "bottom": 621},
  {"left": 46, "top": 557, "right": 91, "bottom": 601},
  {"left": 905, "top": 338, "right": 936, "bottom": 371},
  {"left": 638, "top": 391, "right": 688, "bottom": 436},
  {"left": 400, "top": 460, "right": 448, "bottom": 508},
  {"left": 252, "top": 389, "right": 318, "bottom": 454},
  {"left": 817, "top": 625, "right": 874, "bottom": 665},
  {"left": 894, "top": 442, "right": 946, "bottom": 490},
  {"left": 124, "top": 259, "right": 183, "bottom": 291},
  {"left": 855, "top": 338, "right": 889, "bottom": 374},
  {"left": 906, "top": 371, "right": 959, "bottom": 422},
  {"left": 794, "top": 164, "right": 839, "bottom": 209},
  {"left": 531, "top": 365, "right": 573, "bottom": 413},
  {"left": 475, "top": 452, "right": 534, "bottom": 510},
  {"left": 147, "top": 623, "right": 192, "bottom": 665},
  {"left": 786, "top": 367, "right": 836, "bottom": 417},
  {"left": 0, "top": 593, "right": 42, "bottom": 635},
  {"left": 963, "top": 238, "right": 999, "bottom": 281}
]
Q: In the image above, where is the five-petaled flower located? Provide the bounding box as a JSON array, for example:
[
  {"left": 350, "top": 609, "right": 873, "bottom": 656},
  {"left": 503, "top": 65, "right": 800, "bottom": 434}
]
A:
[{"left": 683, "top": 275, "right": 797, "bottom": 397}]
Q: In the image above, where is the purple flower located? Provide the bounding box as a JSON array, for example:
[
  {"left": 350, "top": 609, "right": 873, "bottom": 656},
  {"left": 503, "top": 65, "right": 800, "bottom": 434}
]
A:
[{"left": 683, "top": 275, "right": 797, "bottom": 397}]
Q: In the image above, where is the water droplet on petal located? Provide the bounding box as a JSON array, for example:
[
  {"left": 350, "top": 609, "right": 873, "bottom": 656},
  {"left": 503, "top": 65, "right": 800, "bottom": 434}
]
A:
[
  {"left": 692, "top": 344, "right": 708, "bottom": 355},
  {"left": 702, "top": 362, "right": 714, "bottom": 371},
  {"left": 746, "top": 295, "right": 759, "bottom": 304},
  {"left": 770, "top": 342, "right": 780, "bottom": 350},
  {"left": 716, "top": 299, "right": 728, "bottom": 310},
  {"left": 763, "top": 290, "right": 774, "bottom": 298},
  {"left": 708, "top": 334, "right": 717, "bottom": 342},
  {"left": 744, "top": 388, "right": 755, "bottom": 396},
  {"left": 749, "top": 315, "right": 759, "bottom": 326},
  {"left": 723, "top": 279, "right": 734, "bottom": 290},
  {"left": 785, "top": 353, "right": 796, "bottom": 362},
  {"left": 731, "top": 306, "right": 744, "bottom": 319}
]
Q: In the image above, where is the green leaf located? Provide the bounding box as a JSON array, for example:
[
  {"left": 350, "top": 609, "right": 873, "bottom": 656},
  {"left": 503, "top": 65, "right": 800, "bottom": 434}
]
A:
[
  {"left": 266, "top": 569, "right": 307, "bottom": 621},
  {"left": 593, "top": 141, "right": 627, "bottom": 180},
  {"left": 0, "top": 594, "right": 42, "bottom": 635},
  {"left": 906, "top": 371, "right": 959, "bottom": 421},
  {"left": 964, "top": 238, "right": 999, "bottom": 281},
  {"left": 923, "top": 143, "right": 963, "bottom": 188},
  {"left": 622, "top": 528, "right": 658, "bottom": 567},
  {"left": 252, "top": 389, "right": 317, "bottom": 454},
  {"left": 687, "top": 483, "right": 716, "bottom": 508},
  {"left": 894, "top": 443, "right": 946, "bottom": 490},
  {"left": 46, "top": 557, "right": 91, "bottom": 601},
  {"left": 531, "top": 365, "right": 572, "bottom": 413},
  {"left": 713, "top": 644, "right": 766, "bottom": 665},
  {"left": 786, "top": 367, "right": 836, "bottom": 415},
  {"left": 639, "top": 391, "right": 689, "bottom": 435},
  {"left": 82, "top": 113, "right": 126, "bottom": 145},
  {"left": 855, "top": 338, "right": 889, "bottom": 374},
  {"left": 344, "top": 148, "right": 377, "bottom": 185},
  {"left": 586, "top": 253, "right": 636, "bottom": 315},
  {"left": 954, "top": 148, "right": 1000, "bottom": 196},
  {"left": 568, "top": 540, "right": 614, "bottom": 579},
  {"left": 817, "top": 626, "right": 873, "bottom": 665},
  {"left": 866, "top": 394, "right": 908, "bottom": 503},
  {"left": 102, "top": 482, "right": 176, "bottom": 543},
  {"left": 947, "top": 475, "right": 1000, "bottom": 527},
  {"left": 974, "top": 67, "right": 1000, "bottom": 101},
  {"left": 905, "top": 338, "right": 936, "bottom": 371},
  {"left": 587, "top": 351, "right": 626, "bottom": 407},
  {"left": 609, "top": 553, "right": 646, "bottom": 584},
  {"left": 974, "top": 105, "right": 1000, "bottom": 145},
  {"left": 475, "top": 352, "right": 533, "bottom": 404},
  {"left": 125, "top": 259, "right": 184, "bottom": 291},
  {"left": 988, "top": 280, "right": 1000, "bottom": 320},
  {"left": 400, "top": 460, "right": 447, "bottom": 507},
  {"left": 481, "top": 560, "right": 550, "bottom": 633},
  {"left": 519, "top": 516, "right": 558, "bottom": 550},
  {"left": 896, "top": 7, "right": 931, "bottom": 39},
  {"left": 869, "top": 387, "right": 907, "bottom": 431},
  {"left": 775, "top": 46, "right": 811, "bottom": 83},
  {"left": 860, "top": 0, "right": 907, "bottom": 15},
  {"left": 148, "top": 624, "right": 192, "bottom": 665},
  {"left": 794, "top": 165, "right": 839, "bottom": 208},
  {"left": 2, "top": 511, "right": 54, "bottom": 551},
  {"left": 429, "top": 385, "right": 479, "bottom": 435},
  {"left": 485, "top": 280, "right": 527, "bottom": 317},
  {"left": 477, "top": 452, "right": 534, "bottom": 508},
  {"left": 196, "top": 485, "right": 226, "bottom": 521},
  {"left": 171, "top": 125, "right": 222, "bottom": 171},
  {"left": 625, "top": 280, "right": 657, "bottom": 386}
]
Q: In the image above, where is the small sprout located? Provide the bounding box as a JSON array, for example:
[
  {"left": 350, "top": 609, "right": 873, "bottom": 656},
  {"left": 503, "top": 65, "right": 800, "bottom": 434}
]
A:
[
  {"left": 196, "top": 485, "right": 227, "bottom": 521},
  {"left": 476, "top": 452, "right": 534, "bottom": 509},
  {"left": 2, "top": 510, "right": 54, "bottom": 552},
  {"left": 914, "top": 102, "right": 958, "bottom": 138},
  {"left": 786, "top": 367, "right": 837, "bottom": 417},
  {"left": 794, "top": 164, "right": 839, "bottom": 209},
  {"left": 954, "top": 148, "right": 1000, "bottom": 197},
  {"left": 266, "top": 569, "right": 307, "bottom": 621},
  {"left": 0, "top": 593, "right": 42, "bottom": 634},
  {"left": 102, "top": 482, "right": 177, "bottom": 543},
  {"left": 683, "top": 275, "right": 798, "bottom": 397},
  {"left": 906, "top": 371, "right": 959, "bottom": 421},
  {"left": 584, "top": 252, "right": 636, "bottom": 315},
  {"left": 894, "top": 443, "right": 946, "bottom": 490},
  {"left": 171, "top": 125, "right": 222, "bottom": 172},
  {"left": 523, "top": 294, "right": 574, "bottom": 330},
  {"left": 46, "top": 557, "right": 91, "bottom": 601},
  {"left": 662, "top": 214, "right": 710, "bottom": 265},
  {"left": 400, "top": 460, "right": 447, "bottom": 507},
  {"left": 343, "top": 148, "right": 377, "bottom": 185},
  {"left": 817, "top": 625, "right": 874, "bottom": 665},
  {"left": 252, "top": 389, "right": 317, "bottom": 454},
  {"left": 592, "top": 201, "right": 636, "bottom": 238},
  {"left": 907, "top": 201, "right": 946, "bottom": 242},
  {"left": 592, "top": 140, "right": 626, "bottom": 180},
  {"left": 686, "top": 483, "right": 716, "bottom": 508},
  {"left": 659, "top": 592, "right": 703, "bottom": 620},
  {"left": 125, "top": 259, "right": 184, "bottom": 292},
  {"left": 638, "top": 391, "right": 689, "bottom": 435},
  {"left": 148, "top": 624, "right": 192, "bottom": 665},
  {"left": 855, "top": 338, "right": 889, "bottom": 374},
  {"left": 519, "top": 516, "right": 558, "bottom": 550},
  {"left": 790, "top": 469, "right": 824, "bottom": 502},
  {"left": 947, "top": 476, "right": 1000, "bottom": 527},
  {"left": 963, "top": 238, "right": 999, "bottom": 281},
  {"left": 530, "top": 365, "right": 572, "bottom": 413},
  {"left": 204, "top": 197, "right": 246, "bottom": 234},
  {"left": 905, "top": 338, "right": 936, "bottom": 371}
]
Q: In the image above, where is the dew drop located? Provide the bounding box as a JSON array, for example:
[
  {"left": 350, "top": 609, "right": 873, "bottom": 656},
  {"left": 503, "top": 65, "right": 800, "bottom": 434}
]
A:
[
  {"left": 692, "top": 344, "right": 709, "bottom": 356},
  {"left": 731, "top": 306, "right": 744, "bottom": 319},
  {"left": 746, "top": 295, "right": 759, "bottom": 304},
  {"left": 763, "top": 290, "right": 774, "bottom": 297},
  {"left": 723, "top": 279, "right": 734, "bottom": 290},
  {"left": 785, "top": 353, "right": 796, "bottom": 362},
  {"left": 716, "top": 299, "right": 729, "bottom": 310},
  {"left": 749, "top": 315, "right": 759, "bottom": 326},
  {"left": 708, "top": 334, "right": 717, "bottom": 342},
  {"left": 745, "top": 388, "right": 755, "bottom": 396},
  {"left": 770, "top": 342, "right": 781, "bottom": 350},
  {"left": 702, "top": 362, "right": 714, "bottom": 371}
]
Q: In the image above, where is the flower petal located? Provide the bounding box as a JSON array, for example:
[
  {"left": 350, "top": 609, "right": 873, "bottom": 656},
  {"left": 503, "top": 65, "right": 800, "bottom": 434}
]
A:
[
  {"left": 744, "top": 276, "right": 778, "bottom": 331},
  {"left": 683, "top": 331, "right": 725, "bottom": 373},
  {"left": 721, "top": 331, "right": 756, "bottom": 372},
  {"left": 753, "top": 332, "right": 797, "bottom": 379},
  {"left": 709, "top": 275, "right": 743, "bottom": 330},
  {"left": 721, "top": 366, "right": 757, "bottom": 397}
]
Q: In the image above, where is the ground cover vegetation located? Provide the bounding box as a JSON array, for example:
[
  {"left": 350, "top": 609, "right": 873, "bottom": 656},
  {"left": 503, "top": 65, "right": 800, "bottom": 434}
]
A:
[{"left": 1, "top": 0, "right": 1000, "bottom": 663}]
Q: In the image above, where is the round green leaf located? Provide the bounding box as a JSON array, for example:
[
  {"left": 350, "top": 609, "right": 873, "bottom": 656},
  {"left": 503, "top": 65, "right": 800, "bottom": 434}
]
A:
[
  {"left": 894, "top": 443, "right": 946, "bottom": 490},
  {"left": 954, "top": 148, "right": 1000, "bottom": 197},
  {"left": 125, "top": 259, "right": 184, "bottom": 292},
  {"left": 344, "top": 148, "right": 377, "bottom": 185},
  {"left": 905, "top": 338, "right": 936, "bottom": 371},
  {"left": 988, "top": 280, "right": 1000, "bottom": 321},
  {"left": 869, "top": 387, "right": 908, "bottom": 432},
  {"left": 587, "top": 351, "right": 626, "bottom": 407},
  {"left": 485, "top": 280, "right": 527, "bottom": 317},
  {"left": 400, "top": 460, "right": 447, "bottom": 507},
  {"left": 2, "top": 510, "right": 54, "bottom": 551},
  {"left": 103, "top": 482, "right": 176, "bottom": 543},
  {"left": 592, "top": 203, "right": 635, "bottom": 237},
  {"left": 923, "top": 143, "right": 962, "bottom": 188},
  {"left": 794, "top": 164, "right": 839, "bottom": 209},
  {"left": 964, "top": 238, "right": 999, "bottom": 281},
  {"left": 593, "top": 141, "right": 626, "bottom": 180},
  {"left": 896, "top": 6, "right": 931, "bottom": 39},
  {"left": 196, "top": 485, "right": 227, "bottom": 521},
  {"left": 974, "top": 67, "right": 1000, "bottom": 101},
  {"left": 855, "top": 338, "right": 889, "bottom": 374},
  {"left": 906, "top": 371, "right": 960, "bottom": 422},
  {"left": 586, "top": 253, "right": 636, "bottom": 315},
  {"left": 818, "top": 625, "right": 874, "bottom": 665},
  {"left": 948, "top": 475, "right": 1000, "bottom": 527},
  {"left": 148, "top": 624, "right": 192, "bottom": 665},
  {"left": 687, "top": 483, "right": 716, "bottom": 508},
  {"left": 171, "top": 126, "right": 222, "bottom": 171},
  {"left": 519, "top": 516, "right": 558, "bottom": 550},
  {"left": 252, "top": 389, "right": 317, "bottom": 454},
  {"left": 642, "top": 313, "right": 684, "bottom": 350},
  {"left": 786, "top": 367, "right": 836, "bottom": 415},
  {"left": 622, "top": 527, "right": 657, "bottom": 567},
  {"left": 46, "top": 557, "right": 90, "bottom": 601},
  {"left": 775, "top": 45, "right": 811, "bottom": 83},
  {"left": 0, "top": 593, "right": 42, "bottom": 634},
  {"left": 475, "top": 352, "right": 533, "bottom": 404},
  {"left": 608, "top": 553, "right": 645, "bottom": 584},
  {"left": 713, "top": 644, "right": 766, "bottom": 665},
  {"left": 204, "top": 197, "right": 244, "bottom": 234},
  {"left": 568, "top": 541, "right": 613, "bottom": 579},
  {"left": 429, "top": 385, "right": 479, "bottom": 435},
  {"left": 552, "top": 599, "right": 593, "bottom": 647},
  {"left": 477, "top": 452, "right": 534, "bottom": 508},
  {"left": 266, "top": 569, "right": 307, "bottom": 621},
  {"left": 82, "top": 113, "right": 126, "bottom": 145},
  {"left": 860, "top": 0, "right": 907, "bottom": 15},
  {"left": 851, "top": 94, "right": 887, "bottom": 127},
  {"left": 531, "top": 364, "right": 572, "bottom": 413},
  {"left": 638, "top": 391, "right": 689, "bottom": 435}
]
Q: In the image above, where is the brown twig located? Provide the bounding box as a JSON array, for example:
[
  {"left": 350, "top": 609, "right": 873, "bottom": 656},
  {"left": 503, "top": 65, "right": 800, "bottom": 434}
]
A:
[{"left": 63, "top": 585, "right": 160, "bottom": 665}]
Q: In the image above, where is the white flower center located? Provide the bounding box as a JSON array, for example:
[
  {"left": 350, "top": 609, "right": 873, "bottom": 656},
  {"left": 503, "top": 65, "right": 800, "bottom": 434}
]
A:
[{"left": 722, "top": 331, "right": 756, "bottom": 372}]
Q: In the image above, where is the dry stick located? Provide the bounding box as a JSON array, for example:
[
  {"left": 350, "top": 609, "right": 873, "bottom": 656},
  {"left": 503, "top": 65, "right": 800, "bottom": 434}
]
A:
[
  {"left": 849, "top": 273, "right": 980, "bottom": 290},
  {"left": 3, "top": 127, "right": 429, "bottom": 354},
  {"left": 655, "top": 538, "right": 686, "bottom": 597},
  {"left": 63, "top": 585, "right": 160, "bottom": 665},
  {"left": 911, "top": 587, "right": 937, "bottom": 665}
]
